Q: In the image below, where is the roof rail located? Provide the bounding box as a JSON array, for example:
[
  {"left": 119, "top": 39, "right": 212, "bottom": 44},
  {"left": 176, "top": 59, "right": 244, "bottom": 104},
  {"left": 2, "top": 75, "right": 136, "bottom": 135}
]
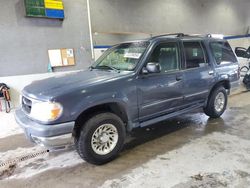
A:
[
  {"left": 182, "top": 33, "right": 214, "bottom": 38},
  {"left": 182, "top": 34, "right": 211, "bottom": 37},
  {"left": 186, "top": 33, "right": 223, "bottom": 39},
  {"left": 151, "top": 33, "right": 185, "bottom": 38},
  {"left": 151, "top": 33, "right": 218, "bottom": 39}
]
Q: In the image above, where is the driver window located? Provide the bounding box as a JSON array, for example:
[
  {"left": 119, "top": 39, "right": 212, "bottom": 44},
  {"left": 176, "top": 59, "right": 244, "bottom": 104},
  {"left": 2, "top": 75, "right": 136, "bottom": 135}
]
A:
[{"left": 148, "top": 43, "right": 179, "bottom": 73}]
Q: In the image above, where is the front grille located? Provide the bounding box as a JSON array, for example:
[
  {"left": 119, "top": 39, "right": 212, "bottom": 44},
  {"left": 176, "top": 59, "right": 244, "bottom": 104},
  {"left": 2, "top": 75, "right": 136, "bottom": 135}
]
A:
[{"left": 22, "top": 96, "right": 32, "bottom": 114}]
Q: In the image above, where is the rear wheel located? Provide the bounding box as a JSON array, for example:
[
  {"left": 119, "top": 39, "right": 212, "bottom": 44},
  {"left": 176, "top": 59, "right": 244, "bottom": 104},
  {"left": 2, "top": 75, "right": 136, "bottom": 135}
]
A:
[
  {"left": 76, "top": 112, "right": 126, "bottom": 165},
  {"left": 204, "top": 86, "right": 227, "bottom": 118}
]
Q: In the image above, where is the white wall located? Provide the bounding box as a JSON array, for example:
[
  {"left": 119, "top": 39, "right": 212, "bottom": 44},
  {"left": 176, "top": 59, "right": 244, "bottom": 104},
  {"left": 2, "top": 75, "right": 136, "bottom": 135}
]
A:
[{"left": 0, "top": 71, "right": 79, "bottom": 109}]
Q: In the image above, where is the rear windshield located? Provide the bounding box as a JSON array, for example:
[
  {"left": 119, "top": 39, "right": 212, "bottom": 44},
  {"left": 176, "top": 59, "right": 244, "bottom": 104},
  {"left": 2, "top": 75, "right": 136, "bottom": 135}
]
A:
[{"left": 210, "top": 41, "right": 237, "bottom": 64}]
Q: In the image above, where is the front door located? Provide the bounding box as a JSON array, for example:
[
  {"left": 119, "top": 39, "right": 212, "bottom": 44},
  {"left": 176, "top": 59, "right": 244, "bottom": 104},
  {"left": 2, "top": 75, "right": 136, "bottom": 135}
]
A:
[{"left": 137, "top": 41, "right": 184, "bottom": 122}]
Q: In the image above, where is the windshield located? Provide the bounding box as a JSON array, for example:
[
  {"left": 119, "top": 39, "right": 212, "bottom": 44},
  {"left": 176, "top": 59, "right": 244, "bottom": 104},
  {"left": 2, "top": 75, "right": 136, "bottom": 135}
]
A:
[{"left": 93, "top": 42, "right": 149, "bottom": 71}]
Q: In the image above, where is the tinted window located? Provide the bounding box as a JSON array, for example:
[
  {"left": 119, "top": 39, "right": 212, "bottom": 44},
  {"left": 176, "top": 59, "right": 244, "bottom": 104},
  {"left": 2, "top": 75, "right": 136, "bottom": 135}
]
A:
[
  {"left": 183, "top": 42, "right": 207, "bottom": 69},
  {"left": 148, "top": 43, "right": 179, "bottom": 73},
  {"left": 210, "top": 41, "right": 237, "bottom": 64}
]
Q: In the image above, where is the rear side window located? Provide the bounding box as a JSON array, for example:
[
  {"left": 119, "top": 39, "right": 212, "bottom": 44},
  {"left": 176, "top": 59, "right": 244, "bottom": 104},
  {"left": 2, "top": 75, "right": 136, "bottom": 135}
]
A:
[
  {"left": 210, "top": 41, "right": 237, "bottom": 64},
  {"left": 183, "top": 42, "right": 207, "bottom": 69}
]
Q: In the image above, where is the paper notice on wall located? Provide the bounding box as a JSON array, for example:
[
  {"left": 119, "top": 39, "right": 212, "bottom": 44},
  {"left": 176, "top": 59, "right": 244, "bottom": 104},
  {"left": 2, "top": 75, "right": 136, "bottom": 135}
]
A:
[
  {"left": 124, "top": 53, "right": 142, "bottom": 59},
  {"left": 63, "top": 58, "right": 68, "bottom": 65},
  {"left": 48, "top": 49, "right": 63, "bottom": 67},
  {"left": 66, "top": 49, "right": 74, "bottom": 58}
]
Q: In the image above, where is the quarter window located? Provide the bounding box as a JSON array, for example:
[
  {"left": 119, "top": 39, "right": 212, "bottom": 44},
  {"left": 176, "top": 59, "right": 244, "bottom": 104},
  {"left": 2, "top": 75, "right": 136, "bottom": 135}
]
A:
[
  {"left": 183, "top": 42, "right": 207, "bottom": 69},
  {"left": 210, "top": 41, "right": 237, "bottom": 64}
]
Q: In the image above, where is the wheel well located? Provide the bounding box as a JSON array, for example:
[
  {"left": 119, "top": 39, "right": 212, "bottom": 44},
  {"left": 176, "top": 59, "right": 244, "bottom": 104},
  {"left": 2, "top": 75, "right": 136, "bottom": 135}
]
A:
[
  {"left": 212, "top": 80, "right": 230, "bottom": 92},
  {"left": 207, "top": 80, "right": 230, "bottom": 103},
  {"left": 73, "top": 103, "right": 128, "bottom": 138}
]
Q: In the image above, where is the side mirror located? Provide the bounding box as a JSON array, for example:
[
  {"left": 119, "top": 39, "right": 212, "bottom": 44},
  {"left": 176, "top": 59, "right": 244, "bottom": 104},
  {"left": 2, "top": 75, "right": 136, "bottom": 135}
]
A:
[
  {"left": 235, "top": 47, "right": 250, "bottom": 58},
  {"left": 143, "top": 62, "right": 161, "bottom": 74}
]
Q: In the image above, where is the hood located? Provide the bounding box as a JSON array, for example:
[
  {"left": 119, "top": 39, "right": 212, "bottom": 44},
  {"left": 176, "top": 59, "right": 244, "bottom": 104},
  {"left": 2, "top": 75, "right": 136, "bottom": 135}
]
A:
[{"left": 23, "top": 69, "right": 131, "bottom": 100}]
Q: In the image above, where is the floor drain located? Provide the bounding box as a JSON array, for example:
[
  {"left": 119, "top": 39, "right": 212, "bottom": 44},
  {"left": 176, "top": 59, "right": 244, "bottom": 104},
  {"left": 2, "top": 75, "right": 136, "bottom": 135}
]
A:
[{"left": 0, "top": 150, "right": 49, "bottom": 168}]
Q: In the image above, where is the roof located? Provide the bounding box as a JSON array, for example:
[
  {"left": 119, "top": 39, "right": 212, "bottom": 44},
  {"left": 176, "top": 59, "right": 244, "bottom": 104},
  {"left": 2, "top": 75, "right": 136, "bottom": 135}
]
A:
[{"left": 117, "top": 33, "right": 225, "bottom": 46}]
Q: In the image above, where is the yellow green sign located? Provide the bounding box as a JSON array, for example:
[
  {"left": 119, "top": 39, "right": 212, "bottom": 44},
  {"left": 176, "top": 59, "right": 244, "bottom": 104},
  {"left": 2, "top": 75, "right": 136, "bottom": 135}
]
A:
[{"left": 25, "top": 0, "right": 64, "bottom": 19}]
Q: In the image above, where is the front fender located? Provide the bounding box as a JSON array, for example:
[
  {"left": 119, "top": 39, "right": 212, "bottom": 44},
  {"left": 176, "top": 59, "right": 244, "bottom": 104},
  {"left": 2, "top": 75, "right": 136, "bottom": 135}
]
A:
[
  {"left": 53, "top": 76, "right": 138, "bottom": 127},
  {"left": 75, "top": 93, "right": 129, "bottom": 118}
]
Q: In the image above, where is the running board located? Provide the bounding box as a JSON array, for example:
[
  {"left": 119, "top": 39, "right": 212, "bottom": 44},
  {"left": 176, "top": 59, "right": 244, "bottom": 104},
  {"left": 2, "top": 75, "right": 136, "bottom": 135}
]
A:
[{"left": 139, "top": 103, "right": 204, "bottom": 127}]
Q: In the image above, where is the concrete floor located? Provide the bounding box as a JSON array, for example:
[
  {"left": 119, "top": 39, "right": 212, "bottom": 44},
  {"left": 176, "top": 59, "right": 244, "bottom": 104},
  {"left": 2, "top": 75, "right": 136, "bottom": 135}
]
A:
[{"left": 0, "top": 91, "right": 250, "bottom": 188}]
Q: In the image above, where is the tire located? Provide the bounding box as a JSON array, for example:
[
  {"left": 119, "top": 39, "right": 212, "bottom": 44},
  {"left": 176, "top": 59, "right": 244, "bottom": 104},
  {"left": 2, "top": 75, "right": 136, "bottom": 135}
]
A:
[
  {"left": 204, "top": 86, "right": 228, "bottom": 118},
  {"left": 76, "top": 112, "right": 126, "bottom": 165}
]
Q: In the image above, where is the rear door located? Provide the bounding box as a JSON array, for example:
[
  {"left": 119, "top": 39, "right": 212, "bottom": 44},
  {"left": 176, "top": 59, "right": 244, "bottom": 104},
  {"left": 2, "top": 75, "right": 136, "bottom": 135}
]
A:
[{"left": 181, "top": 40, "right": 214, "bottom": 106}]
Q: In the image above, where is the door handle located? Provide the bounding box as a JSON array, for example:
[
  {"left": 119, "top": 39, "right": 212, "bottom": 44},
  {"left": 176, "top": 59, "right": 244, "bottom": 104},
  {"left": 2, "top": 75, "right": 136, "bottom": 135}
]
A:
[
  {"left": 208, "top": 70, "right": 214, "bottom": 75},
  {"left": 176, "top": 75, "right": 183, "bottom": 81}
]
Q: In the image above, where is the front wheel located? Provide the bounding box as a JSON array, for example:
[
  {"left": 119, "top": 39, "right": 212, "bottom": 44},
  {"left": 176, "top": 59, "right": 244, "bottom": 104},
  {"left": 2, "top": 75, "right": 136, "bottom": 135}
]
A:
[
  {"left": 204, "top": 87, "right": 228, "bottom": 118},
  {"left": 76, "top": 112, "right": 126, "bottom": 165}
]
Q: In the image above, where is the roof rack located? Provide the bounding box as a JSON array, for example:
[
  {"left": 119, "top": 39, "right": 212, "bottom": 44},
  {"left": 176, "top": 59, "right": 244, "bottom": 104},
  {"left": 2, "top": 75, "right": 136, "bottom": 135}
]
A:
[
  {"left": 180, "top": 34, "right": 212, "bottom": 38},
  {"left": 151, "top": 33, "right": 217, "bottom": 39},
  {"left": 151, "top": 33, "right": 185, "bottom": 38},
  {"left": 182, "top": 33, "right": 217, "bottom": 38}
]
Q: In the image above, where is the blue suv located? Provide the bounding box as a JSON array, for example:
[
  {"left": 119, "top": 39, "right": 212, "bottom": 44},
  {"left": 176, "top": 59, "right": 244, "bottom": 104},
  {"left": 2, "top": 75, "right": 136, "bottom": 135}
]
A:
[{"left": 15, "top": 33, "right": 240, "bottom": 164}]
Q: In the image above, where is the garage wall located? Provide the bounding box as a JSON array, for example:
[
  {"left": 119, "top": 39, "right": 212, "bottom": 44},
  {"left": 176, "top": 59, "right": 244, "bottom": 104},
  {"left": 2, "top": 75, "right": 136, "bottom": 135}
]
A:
[
  {"left": 1, "top": 0, "right": 250, "bottom": 108},
  {"left": 0, "top": 0, "right": 92, "bottom": 77},
  {"left": 91, "top": 0, "right": 250, "bottom": 45},
  {"left": 228, "top": 38, "right": 250, "bottom": 50},
  {"left": 1, "top": 0, "right": 250, "bottom": 77},
  {"left": 247, "top": 10, "right": 250, "bottom": 26},
  {"left": 93, "top": 33, "right": 151, "bottom": 46}
]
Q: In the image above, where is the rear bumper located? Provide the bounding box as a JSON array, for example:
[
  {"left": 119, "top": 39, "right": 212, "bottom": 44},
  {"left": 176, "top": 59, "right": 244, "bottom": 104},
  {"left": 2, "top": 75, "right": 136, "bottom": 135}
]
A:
[{"left": 15, "top": 108, "right": 75, "bottom": 149}]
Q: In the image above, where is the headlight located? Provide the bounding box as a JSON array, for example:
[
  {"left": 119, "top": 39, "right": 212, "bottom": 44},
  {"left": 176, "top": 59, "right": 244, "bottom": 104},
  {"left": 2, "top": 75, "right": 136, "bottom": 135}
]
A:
[{"left": 30, "top": 101, "right": 63, "bottom": 122}]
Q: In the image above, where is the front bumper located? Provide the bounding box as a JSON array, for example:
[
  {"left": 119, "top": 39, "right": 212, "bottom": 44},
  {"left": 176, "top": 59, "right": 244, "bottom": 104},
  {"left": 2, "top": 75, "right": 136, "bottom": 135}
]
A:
[{"left": 15, "top": 108, "right": 75, "bottom": 149}]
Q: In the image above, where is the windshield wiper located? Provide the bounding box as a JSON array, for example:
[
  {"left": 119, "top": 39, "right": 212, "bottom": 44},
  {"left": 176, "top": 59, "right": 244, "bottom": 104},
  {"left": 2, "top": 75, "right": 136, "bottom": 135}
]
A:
[{"left": 95, "top": 65, "right": 120, "bottom": 73}]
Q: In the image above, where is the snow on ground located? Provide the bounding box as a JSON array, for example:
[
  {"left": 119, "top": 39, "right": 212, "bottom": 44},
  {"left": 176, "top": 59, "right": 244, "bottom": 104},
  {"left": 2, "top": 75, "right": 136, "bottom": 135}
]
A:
[
  {"left": 0, "top": 111, "right": 84, "bottom": 179},
  {"left": 100, "top": 132, "right": 250, "bottom": 188},
  {"left": 0, "top": 146, "right": 84, "bottom": 179},
  {"left": 0, "top": 146, "right": 45, "bottom": 163},
  {"left": 12, "top": 150, "right": 84, "bottom": 179},
  {"left": 0, "top": 111, "right": 22, "bottom": 139}
]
